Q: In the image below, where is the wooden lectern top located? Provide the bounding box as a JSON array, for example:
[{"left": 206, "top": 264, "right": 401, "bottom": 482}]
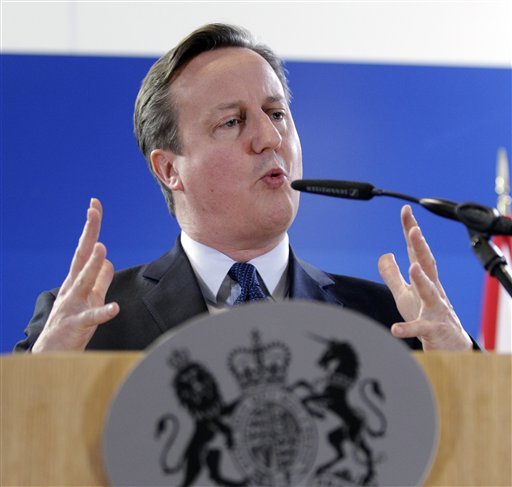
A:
[{"left": 1, "top": 351, "right": 510, "bottom": 486}]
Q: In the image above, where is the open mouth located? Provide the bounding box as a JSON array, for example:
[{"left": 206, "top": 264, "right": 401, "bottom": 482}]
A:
[
  {"left": 266, "top": 168, "right": 285, "bottom": 179},
  {"left": 261, "top": 168, "right": 287, "bottom": 187}
]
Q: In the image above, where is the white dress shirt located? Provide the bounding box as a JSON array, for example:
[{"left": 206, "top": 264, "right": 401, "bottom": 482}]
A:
[{"left": 180, "top": 232, "right": 290, "bottom": 312}]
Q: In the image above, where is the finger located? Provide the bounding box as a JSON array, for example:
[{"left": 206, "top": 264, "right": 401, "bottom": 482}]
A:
[
  {"left": 32, "top": 299, "right": 119, "bottom": 353},
  {"left": 378, "top": 253, "right": 408, "bottom": 299},
  {"left": 408, "top": 261, "right": 442, "bottom": 308},
  {"left": 391, "top": 320, "right": 438, "bottom": 340},
  {"left": 65, "top": 199, "right": 103, "bottom": 287},
  {"left": 401, "top": 205, "right": 419, "bottom": 265},
  {"left": 90, "top": 197, "right": 103, "bottom": 217},
  {"left": 72, "top": 242, "right": 108, "bottom": 298},
  {"left": 408, "top": 225, "right": 440, "bottom": 285},
  {"left": 75, "top": 302, "right": 120, "bottom": 329},
  {"left": 401, "top": 204, "right": 419, "bottom": 236},
  {"left": 391, "top": 318, "right": 468, "bottom": 351},
  {"left": 94, "top": 259, "right": 115, "bottom": 299}
]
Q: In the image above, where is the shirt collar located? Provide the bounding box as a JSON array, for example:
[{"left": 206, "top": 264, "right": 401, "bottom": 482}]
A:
[{"left": 180, "top": 231, "right": 289, "bottom": 301}]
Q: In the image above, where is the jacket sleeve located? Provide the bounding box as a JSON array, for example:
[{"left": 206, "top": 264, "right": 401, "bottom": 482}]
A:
[{"left": 13, "top": 290, "right": 58, "bottom": 352}]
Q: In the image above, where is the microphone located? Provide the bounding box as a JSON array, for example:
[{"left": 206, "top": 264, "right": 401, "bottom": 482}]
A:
[
  {"left": 291, "top": 179, "right": 512, "bottom": 236},
  {"left": 291, "top": 179, "right": 421, "bottom": 204},
  {"left": 290, "top": 180, "right": 377, "bottom": 200}
]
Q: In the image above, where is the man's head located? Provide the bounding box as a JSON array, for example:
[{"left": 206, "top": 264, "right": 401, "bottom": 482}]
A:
[
  {"left": 134, "top": 24, "right": 302, "bottom": 253},
  {"left": 134, "top": 24, "right": 292, "bottom": 213}
]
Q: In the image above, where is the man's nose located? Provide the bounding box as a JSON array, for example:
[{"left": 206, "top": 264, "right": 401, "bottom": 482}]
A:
[{"left": 250, "top": 112, "right": 282, "bottom": 154}]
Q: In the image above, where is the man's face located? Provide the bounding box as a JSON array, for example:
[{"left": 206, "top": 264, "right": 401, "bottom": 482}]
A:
[{"left": 155, "top": 47, "right": 302, "bottom": 252}]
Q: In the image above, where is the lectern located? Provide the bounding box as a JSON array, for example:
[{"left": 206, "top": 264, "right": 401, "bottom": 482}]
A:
[{"left": 1, "top": 352, "right": 510, "bottom": 486}]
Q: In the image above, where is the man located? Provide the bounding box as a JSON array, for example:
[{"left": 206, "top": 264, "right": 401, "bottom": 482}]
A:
[{"left": 15, "top": 23, "right": 473, "bottom": 353}]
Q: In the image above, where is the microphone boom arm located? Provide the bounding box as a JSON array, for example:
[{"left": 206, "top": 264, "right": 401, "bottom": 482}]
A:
[{"left": 292, "top": 179, "right": 512, "bottom": 297}]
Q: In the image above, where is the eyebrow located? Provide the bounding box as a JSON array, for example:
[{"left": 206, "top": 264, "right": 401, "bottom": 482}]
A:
[
  {"left": 209, "top": 95, "right": 286, "bottom": 114},
  {"left": 264, "top": 95, "right": 286, "bottom": 104}
]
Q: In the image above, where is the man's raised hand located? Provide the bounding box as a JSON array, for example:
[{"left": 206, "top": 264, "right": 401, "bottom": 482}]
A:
[
  {"left": 32, "top": 199, "right": 119, "bottom": 352},
  {"left": 378, "top": 205, "right": 472, "bottom": 351}
]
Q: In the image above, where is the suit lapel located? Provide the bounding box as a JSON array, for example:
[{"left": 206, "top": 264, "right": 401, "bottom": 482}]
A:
[
  {"left": 142, "top": 239, "right": 208, "bottom": 334},
  {"left": 288, "top": 249, "right": 343, "bottom": 306},
  {"left": 139, "top": 242, "right": 343, "bottom": 335}
]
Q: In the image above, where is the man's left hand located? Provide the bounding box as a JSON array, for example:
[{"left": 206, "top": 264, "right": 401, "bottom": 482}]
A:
[{"left": 378, "top": 205, "right": 473, "bottom": 351}]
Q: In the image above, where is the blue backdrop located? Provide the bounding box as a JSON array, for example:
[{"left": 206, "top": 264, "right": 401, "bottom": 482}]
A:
[{"left": 1, "top": 54, "right": 511, "bottom": 352}]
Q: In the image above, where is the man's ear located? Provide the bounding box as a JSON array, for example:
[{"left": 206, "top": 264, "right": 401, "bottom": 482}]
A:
[{"left": 150, "top": 149, "right": 184, "bottom": 191}]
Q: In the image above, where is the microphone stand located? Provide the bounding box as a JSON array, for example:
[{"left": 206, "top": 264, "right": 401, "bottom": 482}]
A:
[
  {"left": 468, "top": 229, "right": 512, "bottom": 297},
  {"left": 453, "top": 201, "right": 512, "bottom": 297}
]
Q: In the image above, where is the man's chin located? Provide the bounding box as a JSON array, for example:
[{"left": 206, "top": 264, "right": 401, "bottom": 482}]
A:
[{"left": 258, "top": 205, "right": 297, "bottom": 237}]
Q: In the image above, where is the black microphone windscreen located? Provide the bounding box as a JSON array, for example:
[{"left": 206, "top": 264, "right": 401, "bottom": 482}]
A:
[{"left": 291, "top": 180, "right": 376, "bottom": 200}]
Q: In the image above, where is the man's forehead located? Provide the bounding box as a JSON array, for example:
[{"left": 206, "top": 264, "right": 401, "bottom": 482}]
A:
[
  {"left": 181, "top": 46, "right": 266, "bottom": 71},
  {"left": 172, "top": 47, "right": 281, "bottom": 90},
  {"left": 171, "top": 47, "right": 285, "bottom": 109}
]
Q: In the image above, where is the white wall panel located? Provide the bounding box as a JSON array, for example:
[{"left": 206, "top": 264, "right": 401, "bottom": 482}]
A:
[
  {"left": 2, "top": 1, "right": 511, "bottom": 66},
  {"left": 2, "top": 2, "right": 72, "bottom": 52}
]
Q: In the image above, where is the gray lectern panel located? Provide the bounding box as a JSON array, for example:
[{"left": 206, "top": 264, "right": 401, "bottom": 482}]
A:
[{"left": 104, "top": 301, "right": 438, "bottom": 487}]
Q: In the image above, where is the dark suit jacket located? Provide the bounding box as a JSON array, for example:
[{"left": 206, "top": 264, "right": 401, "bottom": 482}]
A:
[{"left": 15, "top": 240, "right": 421, "bottom": 351}]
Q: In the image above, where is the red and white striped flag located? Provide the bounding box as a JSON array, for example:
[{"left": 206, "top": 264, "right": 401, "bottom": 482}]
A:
[
  {"left": 480, "top": 148, "right": 511, "bottom": 352},
  {"left": 480, "top": 235, "right": 512, "bottom": 352}
]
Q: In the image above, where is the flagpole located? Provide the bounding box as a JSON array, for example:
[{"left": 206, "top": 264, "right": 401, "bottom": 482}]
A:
[
  {"left": 480, "top": 148, "right": 512, "bottom": 350},
  {"left": 495, "top": 147, "right": 511, "bottom": 216},
  {"left": 469, "top": 149, "right": 512, "bottom": 297}
]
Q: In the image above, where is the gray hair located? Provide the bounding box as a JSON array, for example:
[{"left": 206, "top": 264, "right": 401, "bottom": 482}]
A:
[{"left": 133, "top": 23, "right": 291, "bottom": 215}]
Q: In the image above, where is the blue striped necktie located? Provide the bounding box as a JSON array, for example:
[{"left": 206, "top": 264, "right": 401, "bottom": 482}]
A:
[{"left": 228, "top": 262, "right": 267, "bottom": 304}]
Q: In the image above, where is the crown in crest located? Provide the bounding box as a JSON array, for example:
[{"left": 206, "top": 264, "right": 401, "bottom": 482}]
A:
[
  {"left": 228, "top": 330, "right": 290, "bottom": 390},
  {"left": 168, "top": 348, "right": 191, "bottom": 371}
]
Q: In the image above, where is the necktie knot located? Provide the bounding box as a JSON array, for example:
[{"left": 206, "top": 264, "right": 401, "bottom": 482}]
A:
[{"left": 228, "top": 263, "right": 267, "bottom": 304}]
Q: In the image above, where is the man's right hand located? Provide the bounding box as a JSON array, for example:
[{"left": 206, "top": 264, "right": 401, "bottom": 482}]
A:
[{"left": 32, "top": 199, "right": 119, "bottom": 352}]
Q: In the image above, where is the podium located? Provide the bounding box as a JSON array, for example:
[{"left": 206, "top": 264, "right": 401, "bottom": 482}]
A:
[{"left": 1, "top": 352, "right": 511, "bottom": 486}]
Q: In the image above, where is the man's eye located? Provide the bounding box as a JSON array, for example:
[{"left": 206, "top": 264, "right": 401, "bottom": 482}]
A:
[
  {"left": 223, "top": 118, "right": 241, "bottom": 128},
  {"left": 271, "top": 111, "right": 285, "bottom": 121}
]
